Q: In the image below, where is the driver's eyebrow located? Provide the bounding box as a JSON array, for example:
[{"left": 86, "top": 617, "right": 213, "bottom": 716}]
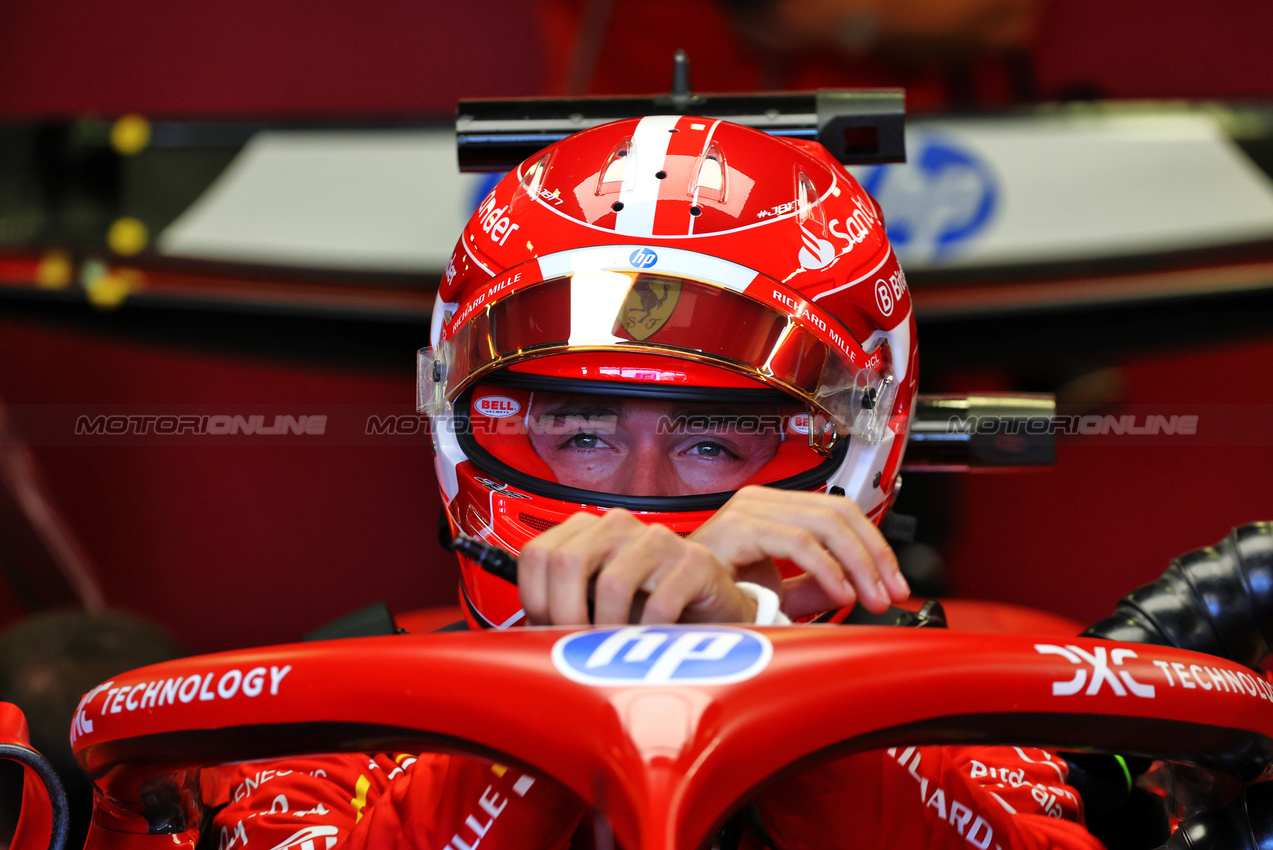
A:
[
  {"left": 537, "top": 401, "right": 621, "bottom": 420},
  {"left": 665, "top": 403, "right": 788, "bottom": 438},
  {"left": 668, "top": 403, "right": 774, "bottom": 420},
  {"left": 672, "top": 405, "right": 744, "bottom": 417}
]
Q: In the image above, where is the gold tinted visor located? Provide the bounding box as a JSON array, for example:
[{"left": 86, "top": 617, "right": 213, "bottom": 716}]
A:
[{"left": 419, "top": 271, "right": 895, "bottom": 450}]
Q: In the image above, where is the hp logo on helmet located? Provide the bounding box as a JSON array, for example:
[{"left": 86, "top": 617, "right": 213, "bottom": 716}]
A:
[
  {"left": 552, "top": 626, "right": 772, "bottom": 686},
  {"left": 629, "top": 248, "right": 659, "bottom": 269}
]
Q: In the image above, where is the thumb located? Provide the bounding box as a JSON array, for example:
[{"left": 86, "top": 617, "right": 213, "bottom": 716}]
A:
[
  {"left": 734, "top": 558, "right": 784, "bottom": 595},
  {"left": 781, "top": 573, "right": 857, "bottom": 620}
]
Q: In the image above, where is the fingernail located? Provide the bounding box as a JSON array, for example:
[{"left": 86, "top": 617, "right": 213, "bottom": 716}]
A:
[
  {"left": 890, "top": 561, "right": 909, "bottom": 595},
  {"left": 875, "top": 578, "right": 888, "bottom": 600}
]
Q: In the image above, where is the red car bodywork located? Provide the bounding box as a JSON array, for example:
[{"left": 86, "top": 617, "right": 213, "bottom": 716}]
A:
[{"left": 24, "top": 625, "right": 1271, "bottom": 850}]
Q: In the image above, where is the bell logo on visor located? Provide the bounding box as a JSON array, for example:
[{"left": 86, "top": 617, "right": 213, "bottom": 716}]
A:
[
  {"left": 621, "top": 279, "right": 681, "bottom": 341},
  {"left": 628, "top": 247, "right": 659, "bottom": 269},
  {"left": 789, "top": 413, "right": 834, "bottom": 436},
  {"left": 474, "top": 395, "right": 522, "bottom": 418}
]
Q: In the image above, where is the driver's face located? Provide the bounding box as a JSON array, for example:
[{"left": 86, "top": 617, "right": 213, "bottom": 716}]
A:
[{"left": 526, "top": 392, "right": 783, "bottom": 497}]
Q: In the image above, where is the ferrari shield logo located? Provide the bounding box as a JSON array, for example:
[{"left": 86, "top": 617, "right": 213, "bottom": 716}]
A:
[{"left": 621, "top": 279, "right": 681, "bottom": 340}]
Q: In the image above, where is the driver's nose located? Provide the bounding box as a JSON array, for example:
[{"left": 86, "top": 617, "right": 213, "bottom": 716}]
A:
[{"left": 622, "top": 442, "right": 680, "bottom": 497}]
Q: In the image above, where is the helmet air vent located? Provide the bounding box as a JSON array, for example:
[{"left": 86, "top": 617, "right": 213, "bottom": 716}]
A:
[
  {"left": 513, "top": 153, "right": 554, "bottom": 208},
  {"left": 521, "top": 153, "right": 551, "bottom": 195},
  {"left": 517, "top": 512, "right": 560, "bottom": 533},
  {"left": 692, "top": 144, "right": 726, "bottom": 203},
  {"left": 596, "top": 140, "right": 633, "bottom": 195},
  {"left": 796, "top": 171, "right": 827, "bottom": 236}
]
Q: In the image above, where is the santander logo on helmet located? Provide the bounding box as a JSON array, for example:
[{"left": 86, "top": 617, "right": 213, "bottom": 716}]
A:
[{"left": 798, "top": 225, "right": 836, "bottom": 270}]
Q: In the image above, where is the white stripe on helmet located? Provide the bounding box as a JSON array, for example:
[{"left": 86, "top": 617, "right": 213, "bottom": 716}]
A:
[{"left": 614, "top": 115, "right": 680, "bottom": 237}]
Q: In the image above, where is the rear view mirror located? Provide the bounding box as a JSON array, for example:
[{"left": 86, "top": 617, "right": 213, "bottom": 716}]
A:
[{"left": 903, "top": 393, "right": 1056, "bottom": 471}]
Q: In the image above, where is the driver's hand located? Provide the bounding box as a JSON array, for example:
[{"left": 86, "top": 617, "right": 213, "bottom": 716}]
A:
[
  {"left": 519, "top": 509, "right": 761, "bottom": 626},
  {"left": 517, "top": 486, "right": 906, "bottom": 625},
  {"left": 690, "top": 486, "right": 908, "bottom": 620}
]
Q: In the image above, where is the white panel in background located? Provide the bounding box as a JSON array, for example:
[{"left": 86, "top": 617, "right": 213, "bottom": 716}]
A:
[
  {"left": 158, "top": 130, "right": 484, "bottom": 272},
  {"left": 159, "top": 112, "right": 1273, "bottom": 275},
  {"left": 850, "top": 112, "right": 1273, "bottom": 269}
]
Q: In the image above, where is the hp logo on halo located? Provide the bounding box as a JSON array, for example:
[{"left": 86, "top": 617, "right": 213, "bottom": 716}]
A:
[
  {"left": 552, "top": 626, "right": 772, "bottom": 686},
  {"left": 629, "top": 248, "right": 659, "bottom": 269}
]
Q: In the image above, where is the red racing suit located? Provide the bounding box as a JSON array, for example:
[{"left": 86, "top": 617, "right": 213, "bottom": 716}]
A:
[{"left": 207, "top": 744, "right": 1104, "bottom": 850}]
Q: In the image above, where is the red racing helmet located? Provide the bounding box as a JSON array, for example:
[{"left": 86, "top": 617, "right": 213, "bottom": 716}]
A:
[{"left": 420, "top": 114, "right": 917, "bottom": 629}]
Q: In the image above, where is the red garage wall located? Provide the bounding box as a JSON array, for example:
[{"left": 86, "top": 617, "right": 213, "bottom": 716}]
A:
[
  {"left": 0, "top": 0, "right": 1271, "bottom": 649},
  {"left": 2, "top": 309, "right": 1270, "bottom": 651},
  {"left": 944, "top": 334, "right": 1273, "bottom": 624},
  {"left": 0, "top": 314, "right": 453, "bottom": 653},
  {"left": 2, "top": 0, "right": 1272, "bottom": 120},
  {"left": 0, "top": 0, "right": 543, "bottom": 118}
]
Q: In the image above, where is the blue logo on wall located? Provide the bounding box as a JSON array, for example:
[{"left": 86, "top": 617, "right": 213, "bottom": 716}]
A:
[
  {"left": 858, "top": 133, "right": 998, "bottom": 263},
  {"left": 629, "top": 247, "right": 659, "bottom": 269},
  {"left": 552, "top": 626, "right": 772, "bottom": 686},
  {"left": 468, "top": 172, "right": 506, "bottom": 216}
]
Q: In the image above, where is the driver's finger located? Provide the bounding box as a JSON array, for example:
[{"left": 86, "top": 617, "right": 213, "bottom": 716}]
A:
[
  {"left": 710, "top": 491, "right": 903, "bottom": 609},
  {"left": 518, "top": 511, "right": 604, "bottom": 624},
  {"left": 720, "top": 487, "right": 899, "bottom": 576},
  {"left": 823, "top": 497, "right": 907, "bottom": 599},
  {"left": 735, "top": 489, "right": 901, "bottom": 592},
  {"left": 591, "top": 525, "right": 684, "bottom": 625},
  {"left": 720, "top": 516, "right": 866, "bottom": 610},
  {"left": 638, "top": 546, "right": 721, "bottom": 625},
  {"left": 780, "top": 573, "right": 852, "bottom": 620},
  {"left": 542, "top": 509, "right": 647, "bottom": 625},
  {"left": 763, "top": 504, "right": 894, "bottom": 611}
]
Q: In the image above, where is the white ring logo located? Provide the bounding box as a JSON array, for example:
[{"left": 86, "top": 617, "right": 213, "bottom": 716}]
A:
[{"left": 874, "top": 278, "right": 894, "bottom": 316}]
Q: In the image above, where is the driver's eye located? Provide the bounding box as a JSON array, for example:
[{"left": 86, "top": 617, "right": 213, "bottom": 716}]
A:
[
  {"left": 691, "top": 442, "right": 726, "bottom": 457},
  {"left": 567, "top": 433, "right": 603, "bottom": 449}
]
